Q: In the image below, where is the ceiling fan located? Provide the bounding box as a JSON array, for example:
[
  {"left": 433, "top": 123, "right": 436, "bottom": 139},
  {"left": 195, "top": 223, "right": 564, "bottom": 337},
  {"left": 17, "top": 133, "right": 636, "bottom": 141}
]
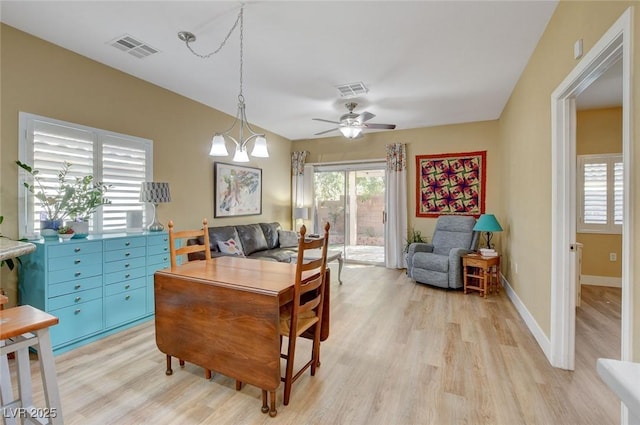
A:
[{"left": 312, "top": 102, "right": 396, "bottom": 139}]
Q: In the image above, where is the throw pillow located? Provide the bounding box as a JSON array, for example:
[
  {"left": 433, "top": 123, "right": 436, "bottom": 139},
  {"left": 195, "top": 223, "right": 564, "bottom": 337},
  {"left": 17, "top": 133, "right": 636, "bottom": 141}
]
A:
[
  {"left": 278, "top": 230, "right": 299, "bottom": 248},
  {"left": 217, "top": 239, "right": 244, "bottom": 256}
]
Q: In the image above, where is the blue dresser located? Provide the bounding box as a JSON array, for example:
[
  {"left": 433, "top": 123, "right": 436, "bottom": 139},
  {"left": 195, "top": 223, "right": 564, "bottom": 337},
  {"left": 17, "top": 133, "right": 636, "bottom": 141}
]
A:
[{"left": 18, "top": 233, "right": 170, "bottom": 354}]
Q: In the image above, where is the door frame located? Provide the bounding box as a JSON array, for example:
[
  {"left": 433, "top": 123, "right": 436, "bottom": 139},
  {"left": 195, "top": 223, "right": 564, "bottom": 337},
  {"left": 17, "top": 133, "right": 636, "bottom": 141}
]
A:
[{"left": 550, "top": 6, "right": 633, "bottom": 373}]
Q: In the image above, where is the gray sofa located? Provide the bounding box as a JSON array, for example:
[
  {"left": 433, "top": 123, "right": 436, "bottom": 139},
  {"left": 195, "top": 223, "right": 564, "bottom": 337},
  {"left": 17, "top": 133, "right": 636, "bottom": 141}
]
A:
[
  {"left": 188, "top": 222, "right": 299, "bottom": 262},
  {"left": 406, "top": 215, "right": 479, "bottom": 289}
]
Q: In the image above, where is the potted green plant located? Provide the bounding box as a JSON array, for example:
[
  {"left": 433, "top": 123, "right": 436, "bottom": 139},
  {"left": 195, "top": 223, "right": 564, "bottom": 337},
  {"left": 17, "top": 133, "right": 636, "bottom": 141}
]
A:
[
  {"left": 16, "top": 160, "right": 74, "bottom": 238},
  {"left": 16, "top": 160, "right": 110, "bottom": 239},
  {"left": 65, "top": 175, "right": 111, "bottom": 238}
]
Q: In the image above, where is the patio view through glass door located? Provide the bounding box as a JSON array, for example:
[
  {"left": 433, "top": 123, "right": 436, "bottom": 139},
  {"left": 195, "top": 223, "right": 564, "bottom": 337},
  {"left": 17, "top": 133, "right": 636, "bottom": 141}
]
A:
[{"left": 313, "top": 163, "right": 385, "bottom": 265}]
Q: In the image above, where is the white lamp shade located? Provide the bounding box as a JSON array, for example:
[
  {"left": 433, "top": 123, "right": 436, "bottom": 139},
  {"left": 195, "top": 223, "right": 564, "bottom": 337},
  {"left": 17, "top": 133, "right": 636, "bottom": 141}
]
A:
[
  {"left": 339, "top": 126, "right": 362, "bottom": 139},
  {"left": 251, "top": 136, "right": 269, "bottom": 157},
  {"left": 294, "top": 207, "right": 309, "bottom": 220},
  {"left": 232, "top": 147, "right": 250, "bottom": 162},
  {"left": 209, "top": 134, "right": 229, "bottom": 156}
]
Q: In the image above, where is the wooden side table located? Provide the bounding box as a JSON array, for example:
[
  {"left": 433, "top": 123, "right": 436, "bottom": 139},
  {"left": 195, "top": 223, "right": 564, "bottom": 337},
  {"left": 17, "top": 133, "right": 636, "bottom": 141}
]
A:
[{"left": 463, "top": 254, "right": 501, "bottom": 298}]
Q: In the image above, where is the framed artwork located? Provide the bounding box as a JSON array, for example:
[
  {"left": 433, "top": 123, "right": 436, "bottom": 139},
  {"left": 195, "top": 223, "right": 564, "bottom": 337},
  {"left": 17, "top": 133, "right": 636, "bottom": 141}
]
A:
[
  {"left": 214, "top": 162, "right": 262, "bottom": 217},
  {"left": 415, "top": 150, "right": 486, "bottom": 218}
]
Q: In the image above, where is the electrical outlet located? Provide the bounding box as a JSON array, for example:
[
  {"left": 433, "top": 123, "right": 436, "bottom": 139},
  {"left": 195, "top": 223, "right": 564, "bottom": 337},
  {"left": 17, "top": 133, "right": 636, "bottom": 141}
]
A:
[{"left": 609, "top": 253, "right": 617, "bottom": 262}]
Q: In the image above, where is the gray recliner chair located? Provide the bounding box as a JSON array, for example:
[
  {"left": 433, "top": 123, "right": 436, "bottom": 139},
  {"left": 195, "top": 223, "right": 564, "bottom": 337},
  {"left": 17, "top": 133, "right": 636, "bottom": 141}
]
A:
[{"left": 406, "top": 215, "right": 479, "bottom": 289}]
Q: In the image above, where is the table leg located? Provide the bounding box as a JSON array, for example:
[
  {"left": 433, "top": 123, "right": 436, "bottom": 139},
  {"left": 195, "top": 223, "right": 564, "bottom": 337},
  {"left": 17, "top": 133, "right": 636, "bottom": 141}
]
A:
[
  {"left": 337, "top": 256, "right": 343, "bottom": 285},
  {"left": 483, "top": 267, "right": 489, "bottom": 298},
  {"left": 269, "top": 390, "right": 277, "bottom": 417},
  {"left": 36, "top": 328, "right": 63, "bottom": 425},
  {"left": 0, "top": 339, "right": 18, "bottom": 425},
  {"left": 463, "top": 264, "right": 468, "bottom": 294},
  {"left": 261, "top": 390, "right": 269, "bottom": 414}
]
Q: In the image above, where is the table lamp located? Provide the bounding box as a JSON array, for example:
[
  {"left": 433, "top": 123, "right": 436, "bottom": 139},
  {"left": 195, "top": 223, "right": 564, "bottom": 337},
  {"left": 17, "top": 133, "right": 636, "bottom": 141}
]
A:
[
  {"left": 473, "top": 214, "right": 503, "bottom": 250},
  {"left": 293, "top": 207, "right": 309, "bottom": 230},
  {"left": 139, "top": 182, "right": 171, "bottom": 231}
]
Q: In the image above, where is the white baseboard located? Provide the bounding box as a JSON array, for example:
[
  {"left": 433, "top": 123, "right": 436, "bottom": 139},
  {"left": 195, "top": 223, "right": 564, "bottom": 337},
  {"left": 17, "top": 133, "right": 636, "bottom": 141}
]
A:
[
  {"left": 581, "top": 275, "right": 622, "bottom": 288},
  {"left": 500, "top": 274, "right": 552, "bottom": 363}
]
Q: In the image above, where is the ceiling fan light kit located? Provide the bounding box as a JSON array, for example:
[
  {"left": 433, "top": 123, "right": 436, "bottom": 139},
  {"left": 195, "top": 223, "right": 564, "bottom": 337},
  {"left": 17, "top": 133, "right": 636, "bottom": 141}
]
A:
[
  {"left": 179, "top": 6, "right": 268, "bottom": 162},
  {"left": 313, "top": 101, "right": 396, "bottom": 139}
]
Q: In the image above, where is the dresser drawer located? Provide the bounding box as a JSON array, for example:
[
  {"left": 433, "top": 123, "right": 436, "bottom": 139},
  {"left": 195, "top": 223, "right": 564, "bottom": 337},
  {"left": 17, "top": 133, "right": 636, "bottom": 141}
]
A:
[
  {"left": 105, "top": 246, "right": 146, "bottom": 262},
  {"left": 49, "top": 263, "right": 102, "bottom": 285},
  {"left": 105, "top": 277, "right": 146, "bottom": 296},
  {"left": 147, "top": 233, "right": 169, "bottom": 246},
  {"left": 104, "top": 257, "right": 146, "bottom": 274},
  {"left": 49, "top": 275, "right": 102, "bottom": 297},
  {"left": 147, "top": 252, "right": 170, "bottom": 268},
  {"left": 48, "top": 252, "right": 102, "bottom": 272},
  {"left": 50, "top": 298, "right": 103, "bottom": 347},
  {"left": 105, "top": 287, "right": 146, "bottom": 328},
  {"left": 104, "top": 237, "right": 146, "bottom": 251},
  {"left": 105, "top": 267, "right": 146, "bottom": 285},
  {"left": 147, "top": 243, "right": 170, "bottom": 256},
  {"left": 48, "top": 241, "right": 102, "bottom": 259},
  {"left": 48, "top": 287, "right": 102, "bottom": 311}
]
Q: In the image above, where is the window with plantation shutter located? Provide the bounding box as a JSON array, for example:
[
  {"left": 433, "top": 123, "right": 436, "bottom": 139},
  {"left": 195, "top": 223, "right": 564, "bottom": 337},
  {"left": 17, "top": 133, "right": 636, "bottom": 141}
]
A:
[
  {"left": 577, "top": 154, "right": 623, "bottom": 234},
  {"left": 18, "top": 112, "right": 153, "bottom": 238}
]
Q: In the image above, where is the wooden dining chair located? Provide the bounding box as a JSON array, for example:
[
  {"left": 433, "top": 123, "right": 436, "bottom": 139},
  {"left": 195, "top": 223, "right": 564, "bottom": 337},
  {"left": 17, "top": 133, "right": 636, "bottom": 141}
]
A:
[
  {"left": 276, "top": 222, "right": 330, "bottom": 407},
  {"left": 166, "top": 218, "right": 212, "bottom": 379}
]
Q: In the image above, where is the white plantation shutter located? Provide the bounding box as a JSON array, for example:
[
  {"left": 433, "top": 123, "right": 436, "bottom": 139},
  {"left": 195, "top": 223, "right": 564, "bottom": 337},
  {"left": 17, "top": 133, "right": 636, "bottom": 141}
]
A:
[
  {"left": 577, "top": 154, "right": 623, "bottom": 234},
  {"left": 19, "top": 113, "right": 152, "bottom": 237}
]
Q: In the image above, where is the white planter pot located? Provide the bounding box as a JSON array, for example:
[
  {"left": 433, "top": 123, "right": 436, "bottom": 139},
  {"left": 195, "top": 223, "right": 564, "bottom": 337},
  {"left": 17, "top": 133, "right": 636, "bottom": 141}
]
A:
[{"left": 66, "top": 220, "right": 89, "bottom": 238}]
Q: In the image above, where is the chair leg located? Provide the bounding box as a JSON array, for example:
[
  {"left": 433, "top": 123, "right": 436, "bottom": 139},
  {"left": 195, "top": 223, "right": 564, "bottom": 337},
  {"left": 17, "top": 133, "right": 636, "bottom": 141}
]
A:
[
  {"left": 165, "top": 355, "right": 173, "bottom": 375},
  {"left": 311, "top": 330, "right": 321, "bottom": 376},
  {"left": 179, "top": 359, "right": 185, "bottom": 367},
  {"left": 283, "top": 335, "right": 297, "bottom": 406},
  {"left": 236, "top": 380, "right": 243, "bottom": 390},
  {"left": 205, "top": 369, "right": 212, "bottom": 380}
]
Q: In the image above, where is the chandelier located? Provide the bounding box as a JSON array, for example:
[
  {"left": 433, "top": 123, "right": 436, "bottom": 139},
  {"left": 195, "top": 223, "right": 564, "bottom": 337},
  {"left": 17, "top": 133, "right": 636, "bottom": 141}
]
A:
[{"left": 178, "top": 5, "right": 268, "bottom": 162}]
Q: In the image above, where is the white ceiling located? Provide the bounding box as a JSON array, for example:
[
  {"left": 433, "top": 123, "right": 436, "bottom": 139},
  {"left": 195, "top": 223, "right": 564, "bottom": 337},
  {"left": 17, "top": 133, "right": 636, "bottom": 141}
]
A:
[{"left": 0, "top": 1, "right": 572, "bottom": 141}]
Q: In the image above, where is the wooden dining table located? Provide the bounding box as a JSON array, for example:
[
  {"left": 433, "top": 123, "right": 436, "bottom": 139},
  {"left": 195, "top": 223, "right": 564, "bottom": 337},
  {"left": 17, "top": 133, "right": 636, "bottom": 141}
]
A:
[{"left": 154, "top": 256, "right": 330, "bottom": 417}]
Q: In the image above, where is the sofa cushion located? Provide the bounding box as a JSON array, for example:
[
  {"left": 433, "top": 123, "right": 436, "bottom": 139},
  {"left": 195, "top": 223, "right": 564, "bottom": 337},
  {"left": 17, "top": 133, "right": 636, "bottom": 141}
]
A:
[
  {"left": 249, "top": 248, "right": 293, "bottom": 263},
  {"left": 278, "top": 230, "right": 298, "bottom": 248},
  {"left": 207, "top": 226, "right": 241, "bottom": 253},
  {"left": 259, "top": 222, "right": 281, "bottom": 249},
  {"left": 217, "top": 239, "right": 244, "bottom": 256},
  {"left": 236, "top": 224, "right": 269, "bottom": 256}
]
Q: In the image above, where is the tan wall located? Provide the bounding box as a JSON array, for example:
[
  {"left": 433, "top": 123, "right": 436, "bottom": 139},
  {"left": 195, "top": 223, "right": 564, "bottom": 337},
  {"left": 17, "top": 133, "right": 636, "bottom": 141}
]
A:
[
  {"left": 498, "top": 1, "right": 639, "bottom": 359},
  {"left": 0, "top": 24, "right": 292, "bottom": 304},
  {"left": 576, "top": 107, "right": 622, "bottom": 278},
  {"left": 293, "top": 120, "right": 501, "bottom": 249}
]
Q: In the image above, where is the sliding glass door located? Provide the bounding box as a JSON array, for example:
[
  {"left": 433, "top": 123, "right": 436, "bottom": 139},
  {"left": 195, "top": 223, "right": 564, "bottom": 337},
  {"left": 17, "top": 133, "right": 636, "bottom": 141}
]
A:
[{"left": 313, "top": 163, "right": 385, "bottom": 265}]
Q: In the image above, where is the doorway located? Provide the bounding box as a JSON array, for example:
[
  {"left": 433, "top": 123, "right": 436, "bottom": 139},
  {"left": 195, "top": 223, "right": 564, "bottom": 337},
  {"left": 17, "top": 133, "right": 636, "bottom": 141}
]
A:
[
  {"left": 313, "top": 163, "right": 386, "bottom": 265},
  {"left": 550, "top": 6, "right": 632, "bottom": 377}
]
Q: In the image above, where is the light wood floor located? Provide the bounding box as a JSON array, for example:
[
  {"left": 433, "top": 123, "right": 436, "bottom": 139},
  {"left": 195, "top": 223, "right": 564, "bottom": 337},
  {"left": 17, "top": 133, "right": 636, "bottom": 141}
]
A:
[{"left": 6, "top": 266, "right": 621, "bottom": 425}]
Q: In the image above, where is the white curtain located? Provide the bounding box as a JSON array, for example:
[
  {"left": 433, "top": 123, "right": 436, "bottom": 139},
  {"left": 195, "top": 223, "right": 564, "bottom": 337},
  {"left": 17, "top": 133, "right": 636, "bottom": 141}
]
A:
[
  {"left": 384, "top": 143, "right": 408, "bottom": 268},
  {"left": 291, "top": 151, "right": 308, "bottom": 229}
]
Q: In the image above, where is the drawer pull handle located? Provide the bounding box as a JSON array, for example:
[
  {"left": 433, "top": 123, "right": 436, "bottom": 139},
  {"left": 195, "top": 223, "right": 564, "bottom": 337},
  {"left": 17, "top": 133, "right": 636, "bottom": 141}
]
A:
[
  {"left": 74, "top": 259, "right": 81, "bottom": 264},
  {"left": 74, "top": 247, "right": 81, "bottom": 253},
  {"left": 163, "top": 238, "right": 168, "bottom": 242},
  {"left": 75, "top": 297, "right": 82, "bottom": 302},
  {"left": 126, "top": 242, "right": 131, "bottom": 246},
  {"left": 74, "top": 309, "right": 81, "bottom": 315},
  {"left": 163, "top": 257, "right": 167, "bottom": 261},
  {"left": 125, "top": 263, "right": 130, "bottom": 268},
  {"left": 163, "top": 247, "right": 168, "bottom": 252},
  {"left": 125, "top": 284, "right": 130, "bottom": 289},
  {"left": 125, "top": 295, "right": 131, "bottom": 300},
  {"left": 74, "top": 284, "right": 81, "bottom": 290},
  {"left": 75, "top": 272, "right": 82, "bottom": 277},
  {"left": 125, "top": 252, "right": 131, "bottom": 257},
  {"left": 125, "top": 273, "right": 130, "bottom": 278}
]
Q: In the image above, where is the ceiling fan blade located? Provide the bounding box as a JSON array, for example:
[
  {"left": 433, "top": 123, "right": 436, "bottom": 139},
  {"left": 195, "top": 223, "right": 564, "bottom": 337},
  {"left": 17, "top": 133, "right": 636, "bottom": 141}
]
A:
[
  {"left": 312, "top": 118, "right": 341, "bottom": 124},
  {"left": 314, "top": 127, "right": 340, "bottom": 136},
  {"left": 357, "top": 111, "right": 375, "bottom": 123},
  {"left": 364, "top": 123, "right": 396, "bottom": 130}
]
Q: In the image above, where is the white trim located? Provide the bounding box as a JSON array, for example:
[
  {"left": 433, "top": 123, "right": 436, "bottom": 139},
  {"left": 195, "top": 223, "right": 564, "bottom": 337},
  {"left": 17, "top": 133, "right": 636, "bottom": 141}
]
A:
[
  {"left": 550, "top": 5, "right": 633, "bottom": 382},
  {"left": 501, "top": 275, "right": 551, "bottom": 360},
  {"left": 581, "top": 275, "right": 622, "bottom": 288}
]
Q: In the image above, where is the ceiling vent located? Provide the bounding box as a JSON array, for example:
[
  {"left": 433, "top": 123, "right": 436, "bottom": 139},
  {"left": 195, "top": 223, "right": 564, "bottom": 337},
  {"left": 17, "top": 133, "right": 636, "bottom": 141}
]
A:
[
  {"left": 109, "top": 34, "right": 159, "bottom": 59},
  {"left": 336, "top": 81, "right": 369, "bottom": 98}
]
